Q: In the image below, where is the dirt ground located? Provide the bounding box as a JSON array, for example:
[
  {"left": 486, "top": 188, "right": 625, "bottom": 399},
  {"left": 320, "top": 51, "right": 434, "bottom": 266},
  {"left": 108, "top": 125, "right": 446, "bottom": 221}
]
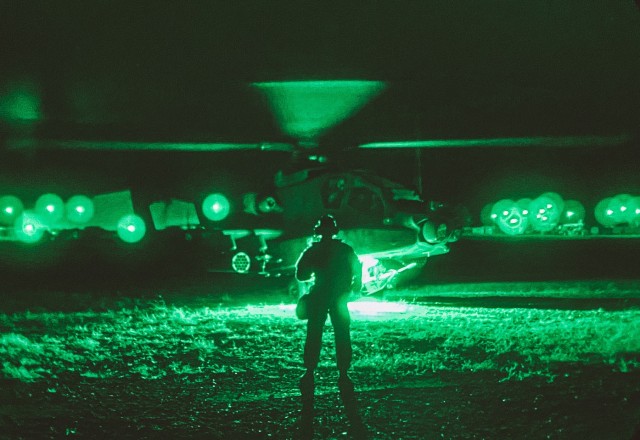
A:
[
  {"left": 2, "top": 368, "right": 639, "bottom": 439},
  {"left": 1, "top": 281, "right": 639, "bottom": 439}
]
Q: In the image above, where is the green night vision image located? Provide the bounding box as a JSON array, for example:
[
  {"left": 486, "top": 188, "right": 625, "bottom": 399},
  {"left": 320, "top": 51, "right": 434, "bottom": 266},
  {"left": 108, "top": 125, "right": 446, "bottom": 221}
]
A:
[{"left": 2, "top": 2, "right": 640, "bottom": 439}]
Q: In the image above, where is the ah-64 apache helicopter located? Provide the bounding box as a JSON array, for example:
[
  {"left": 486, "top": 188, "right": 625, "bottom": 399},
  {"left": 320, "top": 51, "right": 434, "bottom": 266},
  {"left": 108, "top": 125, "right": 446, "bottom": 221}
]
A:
[
  {"left": 131, "top": 80, "right": 625, "bottom": 295},
  {"left": 5, "top": 80, "right": 629, "bottom": 294},
  {"left": 142, "top": 80, "right": 471, "bottom": 295}
]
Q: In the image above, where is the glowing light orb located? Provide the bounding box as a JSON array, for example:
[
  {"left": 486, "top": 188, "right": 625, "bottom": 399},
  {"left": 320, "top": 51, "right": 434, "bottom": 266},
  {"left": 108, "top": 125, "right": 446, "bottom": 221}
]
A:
[
  {"left": 528, "top": 193, "right": 564, "bottom": 232},
  {"left": 13, "top": 210, "right": 46, "bottom": 243},
  {"left": 560, "top": 200, "right": 585, "bottom": 224},
  {"left": 480, "top": 203, "right": 494, "bottom": 226},
  {"left": 608, "top": 194, "right": 634, "bottom": 224},
  {"left": 491, "top": 199, "right": 527, "bottom": 235},
  {"left": 594, "top": 197, "right": 616, "bottom": 228},
  {"left": 116, "top": 214, "right": 146, "bottom": 243},
  {"left": 35, "top": 193, "right": 65, "bottom": 226},
  {"left": 202, "top": 193, "right": 230, "bottom": 221},
  {"left": 629, "top": 196, "right": 640, "bottom": 226},
  {"left": 65, "top": 195, "right": 95, "bottom": 224},
  {"left": 0, "top": 195, "right": 24, "bottom": 226}
]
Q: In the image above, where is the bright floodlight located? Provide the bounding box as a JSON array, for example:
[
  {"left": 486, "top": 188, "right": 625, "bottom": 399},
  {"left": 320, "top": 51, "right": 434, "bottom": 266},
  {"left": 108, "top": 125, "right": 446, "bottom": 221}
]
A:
[
  {"left": 202, "top": 193, "right": 230, "bottom": 221},
  {"left": 0, "top": 195, "right": 24, "bottom": 226},
  {"left": 35, "top": 193, "right": 65, "bottom": 226},
  {"left": 13, "top": 210, "right": 46, "bottom": 243},
  {"left": 348, "top": 300, "right": 409, "bottom": 316},
  {"left": 116, "top": 214, "right": 146, "bottom": 243},
  {"left": 65, "top": 195, "right": 95, "bottom": 224}
]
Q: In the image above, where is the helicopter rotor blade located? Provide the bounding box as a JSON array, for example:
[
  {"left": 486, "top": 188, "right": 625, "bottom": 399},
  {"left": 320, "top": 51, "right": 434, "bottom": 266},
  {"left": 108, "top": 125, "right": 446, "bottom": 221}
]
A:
[
  {"left": 7, "top": 139, "right": 296, "bottom": 153},
  {"left": 358, "top": 134, "right": 632, "bottom": 149}
]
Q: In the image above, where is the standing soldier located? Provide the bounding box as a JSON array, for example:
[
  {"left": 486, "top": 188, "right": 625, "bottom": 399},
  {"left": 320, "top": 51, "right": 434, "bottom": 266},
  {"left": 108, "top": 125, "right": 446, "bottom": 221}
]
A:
[{"left": 295, "top": 214, "right": 363, "bottom": 436}]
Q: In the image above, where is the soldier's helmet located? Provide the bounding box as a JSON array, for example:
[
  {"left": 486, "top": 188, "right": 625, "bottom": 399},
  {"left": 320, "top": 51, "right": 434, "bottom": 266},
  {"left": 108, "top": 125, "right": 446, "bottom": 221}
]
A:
[{"left": 314, "top": 214, "right": 339, "bottom": 237}]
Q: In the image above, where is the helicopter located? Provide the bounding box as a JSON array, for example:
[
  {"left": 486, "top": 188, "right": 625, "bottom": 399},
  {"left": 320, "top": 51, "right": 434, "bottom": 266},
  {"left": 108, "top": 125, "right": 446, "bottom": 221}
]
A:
[
  {"left": 138, "top": 81, "right": 471, "bottom": 295},
  {"left": 1, "top": 80, "right": 630, "bottom": 294}
]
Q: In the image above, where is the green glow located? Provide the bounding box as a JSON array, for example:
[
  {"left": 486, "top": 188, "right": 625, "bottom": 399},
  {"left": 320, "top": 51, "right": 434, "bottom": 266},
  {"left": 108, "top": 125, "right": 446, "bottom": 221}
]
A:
[
  {"left": 608, "top": 194, "right": 634, "bottom": 224},
  {"left": 561, "top": 200, "right": 585, "bottom": 224},
  {"left": 1, "top": 282, "right": 638, "bottom": 385},
  {"left": 631, "top": 197, "right": 640, "bottom": 225},
  {"left": 13, "top": 210, "right": 45, "bottom": 243},
  {"left": 50, "top": 140, "right": 294, "bottom": 152},
  {"left": 491, "top": 199, "right": 528, "bottom": 235},
  {"left": 528, "top": 193, "right": 564, "bottom": 232},
  {"left": 202, "top": 193, "right": 230, "bottom": 222},
  {"left": 65, "top": 195, "right": 95, "bottom": 224},
  {"left": 359, "top": 255, "right": 380, "bottom": 286},
  {"left": 0, "top": 81, "right": 41, "bottom": 122},
  {"left": 35, "top": 193, "right": 65, "bottom": 227},
  {"left": 480, "top": 203, "right": 495, "bottom": 226},
  {"left": 0, "top": 195, "right": 24, "bottom": 226},
  {"left": 348, "top": 299, "right": 409, "bottom": 316},
  {"left": 358, "top": 134, "right": 632, "bottom": 149},
  {"left": 116, "top": 214, "right": 146, "bottom": 243},
  {"left": 253, "top": 80, "right": 386, "bottom": 141},
  {"left": 517, "top": 198, "right": 532, "bottom": 218},
  {"left": 595, "top": 197, "right": 616, "bottom": 228}
]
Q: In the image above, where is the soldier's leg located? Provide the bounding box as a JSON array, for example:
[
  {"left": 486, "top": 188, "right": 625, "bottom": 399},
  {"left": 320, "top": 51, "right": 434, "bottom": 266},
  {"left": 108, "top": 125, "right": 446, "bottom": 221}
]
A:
[
  {"left": 303, "top": 310, "right": 326, "bottom": 372},
  {"left": 331, "top": 303, "right": 366, "bottom": 434},
  {"left": 300, "top": 309, "right": 326, "bottom": 437},
  {"left": 330, "top": 302, "right": 352, "bottom": 375}
]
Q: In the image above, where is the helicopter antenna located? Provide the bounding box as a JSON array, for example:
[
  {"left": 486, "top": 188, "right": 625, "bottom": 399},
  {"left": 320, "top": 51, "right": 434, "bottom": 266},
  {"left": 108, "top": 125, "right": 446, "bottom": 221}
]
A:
[
  {"left": 415, "top": 148, "right": 423, "bottom": 197},
  {"left": 413, "top": 113, "right": 424, "bottom": 197}
]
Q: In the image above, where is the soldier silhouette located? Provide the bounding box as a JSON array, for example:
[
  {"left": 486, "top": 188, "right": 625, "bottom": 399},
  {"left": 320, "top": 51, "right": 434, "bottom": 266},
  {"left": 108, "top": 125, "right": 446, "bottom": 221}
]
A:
[{"left": 295, "top": 214, "right": 365, "bottom": 437}]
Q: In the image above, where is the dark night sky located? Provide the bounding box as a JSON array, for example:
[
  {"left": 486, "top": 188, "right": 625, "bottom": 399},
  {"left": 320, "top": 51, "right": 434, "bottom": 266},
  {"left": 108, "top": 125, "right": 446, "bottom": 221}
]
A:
[{"left": 1, "top": 1, "right": 639, "bottom": 224}]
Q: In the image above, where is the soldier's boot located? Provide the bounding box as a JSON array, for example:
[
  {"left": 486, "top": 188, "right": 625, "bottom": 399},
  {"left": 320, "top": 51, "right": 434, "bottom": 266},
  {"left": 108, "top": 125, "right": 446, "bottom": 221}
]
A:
[{"left": 299, "top": 370, "right": 315, "bottom": 437}]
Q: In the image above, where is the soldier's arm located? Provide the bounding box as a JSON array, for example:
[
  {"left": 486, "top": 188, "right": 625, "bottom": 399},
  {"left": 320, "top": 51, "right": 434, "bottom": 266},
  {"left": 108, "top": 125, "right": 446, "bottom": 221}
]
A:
[
  {"left": 350, "top": 250, "right": 363, "bottom": 292},
  {"left": 295, "top": 248, "right": 315, "bottom": 281}
]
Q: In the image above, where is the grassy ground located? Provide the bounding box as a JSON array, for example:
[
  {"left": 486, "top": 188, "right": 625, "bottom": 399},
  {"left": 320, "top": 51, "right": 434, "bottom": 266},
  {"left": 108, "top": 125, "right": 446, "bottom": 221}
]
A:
[{"left": 1, "top": 281, "right": 639, "bottom": 438}]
